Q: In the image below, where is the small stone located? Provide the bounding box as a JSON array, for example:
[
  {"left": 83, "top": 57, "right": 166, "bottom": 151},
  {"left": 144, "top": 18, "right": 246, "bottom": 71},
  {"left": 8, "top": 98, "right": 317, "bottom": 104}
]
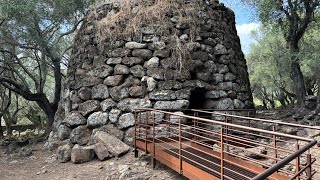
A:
[
  {"left": 154, "top": 100, "right": 189, "bottom": 109},
  {"left": 107, "top": 48, "right": 130, "bottom": 57},
  {"left": 109, "top": 109, "right": 121, "bottom": 123},
  {"left": 180, "top": 34, "right": 188, "bottom": 40},
  {"left": 149, "top": 90, "right": 176, "bottom": 100},
  {"left": 78, "top": 87, "right": 92, "bottom": 101},
  {"left": 88, "top": 65, "right": 113, "bottom": 78},
  {"left": 106, "top": 58, "right": 122, "bottom": 65},
  {"left": 147, "top": 68, "right": 165, "bottom": 80},
  {"left": 214, "top": 44, "right": 228, "bottom": 55},
  {"left": 205, "top": 90, "right": 228, "bottom": 99},
  {"left": 122, "top": 57, "right": 143, "bottom": 66},
  {"left": 109, "top": 86, "right": 129, "bottom": 101},
  {"left": 234, "top": 99, "right": 245, "bottom": 109},
  {"left": 101, "top": 99, "right": 117, "bottom": 111},
  {"left": 145, "top": 57, "right": 159, "bottom": 68},
  {"left": 125, "top": 42, "right": 147, "bottom": 49},
  {"left": 132, "top": 49, "right": 153, "bottom": 60},
  {"left": 117, "top": 98, "right": 152, "bottom": 112},
  {"left": 130, "top": 65, "right": 145, "bottom": 78},
  {"left": 150, "top": 41, "right": 166, "bottom": 50},
  {"left": 92, "top": 84, "right": 109, "bottom": 99},
  {"left": 129, "top": 86, "right": 147, "bottom": 97},
  {"left": 154, "top": 49, "right": 170, "bottom": 58},
  {"left": 104, "top": 75, "right": 123, "bottom": 86},
  {"left": 114, "top": 64, "right": 130, "bottom": 75},
  {"left": 78, "top": 100, "right": 101, "bottom": 116},
  {"left": 146, "top": 77, "right": 157, "bottom": 92}
]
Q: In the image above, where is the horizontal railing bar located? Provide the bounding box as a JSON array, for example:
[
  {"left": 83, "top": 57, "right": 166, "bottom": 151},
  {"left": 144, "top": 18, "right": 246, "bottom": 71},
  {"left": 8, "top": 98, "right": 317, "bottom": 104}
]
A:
[
  {"left": 194, "top": 109, "right": 320, "bottom": 131},
  {"left": 135, "top": 108, "right": 314, "bottom": 142},
  {"left": 252, "top": 140, "right": 317, "bottom": 180},
  {"left": 225, "top": 133, "right": 293, "bottom": 154}
]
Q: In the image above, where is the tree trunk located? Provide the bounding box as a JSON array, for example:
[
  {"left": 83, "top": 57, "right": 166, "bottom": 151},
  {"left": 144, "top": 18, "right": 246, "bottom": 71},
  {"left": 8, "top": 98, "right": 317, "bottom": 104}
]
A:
[
  {"left": 0, "top": 116, "right": 3, "bottom": 139},
  {"left": 37, "top": 100, "right": 55, "bottom": 135},
  {"left": 289, "top": 43, "right": 306, "bottom": 107},
  {"left": 316, "top": 80, "right": 320, "bottom": 113}
]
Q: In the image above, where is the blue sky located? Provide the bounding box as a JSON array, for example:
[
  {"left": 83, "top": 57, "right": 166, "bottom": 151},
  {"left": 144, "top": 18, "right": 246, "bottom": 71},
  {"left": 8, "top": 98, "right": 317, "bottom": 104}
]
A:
[{"left": 221, "top": 0, "right": 260, "bottom": 54}]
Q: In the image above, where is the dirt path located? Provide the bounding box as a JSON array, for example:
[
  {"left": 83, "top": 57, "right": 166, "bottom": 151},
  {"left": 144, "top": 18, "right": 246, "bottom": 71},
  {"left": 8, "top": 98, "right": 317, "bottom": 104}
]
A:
[{"left": 0, "top": 143, "right": 184, "bottom": 180}]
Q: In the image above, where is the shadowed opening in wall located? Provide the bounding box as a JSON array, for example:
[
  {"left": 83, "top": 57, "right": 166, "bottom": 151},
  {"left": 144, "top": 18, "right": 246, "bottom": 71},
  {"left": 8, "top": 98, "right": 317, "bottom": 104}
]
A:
[{"left": 188, "top": 88, "right": 207, "bottom": 110}]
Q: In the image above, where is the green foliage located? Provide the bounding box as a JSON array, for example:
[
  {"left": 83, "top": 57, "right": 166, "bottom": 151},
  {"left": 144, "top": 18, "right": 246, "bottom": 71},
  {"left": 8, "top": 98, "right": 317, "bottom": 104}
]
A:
[
  {"left": 0, "top": 0, "right": 95, "bottom": 133},
  {"left": 248, "top": 17, "right": 320, "bottom": 108}
]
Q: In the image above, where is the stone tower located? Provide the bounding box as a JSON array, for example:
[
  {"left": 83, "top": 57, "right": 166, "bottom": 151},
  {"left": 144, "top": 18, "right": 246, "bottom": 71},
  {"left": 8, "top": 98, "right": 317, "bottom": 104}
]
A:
[{"left": 53, "top": 0, "right": 254, "bottom": 162}]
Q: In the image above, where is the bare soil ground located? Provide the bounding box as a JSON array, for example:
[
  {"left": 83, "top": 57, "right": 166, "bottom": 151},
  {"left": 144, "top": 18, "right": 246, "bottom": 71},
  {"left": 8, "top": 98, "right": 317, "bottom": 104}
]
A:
[{"left": 0, "top": 142, "right": 184, "bottom": 180}]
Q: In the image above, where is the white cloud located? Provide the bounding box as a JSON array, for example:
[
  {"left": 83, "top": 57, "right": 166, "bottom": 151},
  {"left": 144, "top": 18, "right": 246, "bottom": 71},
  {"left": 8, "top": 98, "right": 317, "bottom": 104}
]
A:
[{"left": 236, "top": 23, "right": 260, "bottom": 54}]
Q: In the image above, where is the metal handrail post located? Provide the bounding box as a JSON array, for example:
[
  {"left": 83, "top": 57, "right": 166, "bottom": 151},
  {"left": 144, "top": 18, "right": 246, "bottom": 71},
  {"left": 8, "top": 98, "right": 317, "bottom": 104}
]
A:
[
  {"left": 134, "top": 111, "right": 138, "bottom": 158},
  {"left": 151, "top": 111, "right": 156, "bottom": 168},
  {"left": 220, "top": 128, "right": 224, "bottom": 180},
  {"left": 307, "top": 153, "right": 311, "bottom": 179},
  {"left": 145, "top": 111, "right": 148, "bottom": 153},
  {"left": 179, "top": 118, "right": 182, "bottom": 174},
  {"left": 295, "top": 141, "right": 300, "bottom": 180},
  {"left": 273, "top": 125, "right": 277, "bottom": 164}
]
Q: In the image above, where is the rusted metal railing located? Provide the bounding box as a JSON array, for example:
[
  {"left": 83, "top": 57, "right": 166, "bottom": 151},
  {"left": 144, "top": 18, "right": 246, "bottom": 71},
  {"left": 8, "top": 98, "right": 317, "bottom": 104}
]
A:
[{"left": 134, "top": 108, "right": 317, "bottom": 180}]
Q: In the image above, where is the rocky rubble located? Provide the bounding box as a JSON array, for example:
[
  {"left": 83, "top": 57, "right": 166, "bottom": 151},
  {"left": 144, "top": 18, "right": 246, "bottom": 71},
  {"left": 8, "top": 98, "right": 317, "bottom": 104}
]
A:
[{"left": 53, "top": 0, "right": 254, "bottom": 164}]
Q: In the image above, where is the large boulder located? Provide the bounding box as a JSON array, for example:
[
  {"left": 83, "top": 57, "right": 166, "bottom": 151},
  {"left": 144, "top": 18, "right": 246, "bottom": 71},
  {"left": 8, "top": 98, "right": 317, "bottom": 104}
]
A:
[
  {"left": 94, "top": 143, "right": 111, "bottom": 161},
  {"left": 93, "top": 131, "right": 130, "bottom": 157},
  {"left": 98, "top": 124, "right": 124, "bottom": 140},
  {"left": 87, "top": 111, "right": 109, "bottom": 127},
  {"left": 65, "top": 112, "right": 86, "bottom": 127},
  {"left": 71, "top": 144, "right": 95, "bottom": 164},
  {"left": 92, "top": 84, "right": 109, "bottom": 99},
  {"left": 100, "top": 99, "right": 117, "bottom": 111},
  {"left": 78, "top": 100, "right": 101, "bottom": 116},
  {"left": 154, "top": 100, "right": 189, "bottom": 109},
  {"left": 70, "top": 126, "right": 91, "bottom": 145},
  {"left": 117, "top": 99, "right": 152, "bottom": 112},
  {"left": 118, "top": 113, "right": 135, "bottom": 129},
  {"left": 58, "top": 124, "right": 72, "bottom": 140}
]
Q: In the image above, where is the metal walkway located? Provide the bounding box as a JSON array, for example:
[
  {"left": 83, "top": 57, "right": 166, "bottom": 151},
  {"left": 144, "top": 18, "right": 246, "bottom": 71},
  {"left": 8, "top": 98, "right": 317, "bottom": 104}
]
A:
[{"left": 134, "top": 109, "right": 318, "bottom": 180}]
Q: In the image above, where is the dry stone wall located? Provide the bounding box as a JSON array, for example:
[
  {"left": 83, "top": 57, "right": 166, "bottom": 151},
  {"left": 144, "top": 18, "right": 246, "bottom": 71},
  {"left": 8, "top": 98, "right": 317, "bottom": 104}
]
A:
[{"left": 53, "top": 0, "right": 254, "bottom": 163}]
